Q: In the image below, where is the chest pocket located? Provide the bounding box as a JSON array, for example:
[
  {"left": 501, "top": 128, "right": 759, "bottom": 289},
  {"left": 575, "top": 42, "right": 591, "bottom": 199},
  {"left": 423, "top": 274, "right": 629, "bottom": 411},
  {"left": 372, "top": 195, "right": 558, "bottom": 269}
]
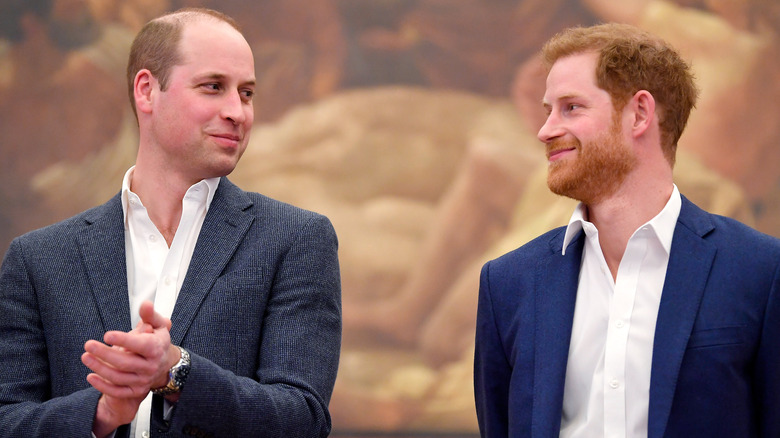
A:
[{"left": 686, "top": 326, "right": 746, "bottom": 350}]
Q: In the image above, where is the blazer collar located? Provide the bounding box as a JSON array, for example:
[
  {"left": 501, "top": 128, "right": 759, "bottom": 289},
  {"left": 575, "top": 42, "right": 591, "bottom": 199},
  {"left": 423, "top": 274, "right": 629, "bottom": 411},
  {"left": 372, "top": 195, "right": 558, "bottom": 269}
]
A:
[
  {"left": 648, "top": 195, "right": 716, "bottom": 438},
  {"left": 168, "top": 178, "right": 255, "bottom": 345},
  {"left": 76, "top": 178, "right": 255, "bottom": 340},
  {"left": 78, "top": 194, "right": 133, "bottom": 332},
  {"left": 532, "top": 228, "right": 584, "bottom": 435}
]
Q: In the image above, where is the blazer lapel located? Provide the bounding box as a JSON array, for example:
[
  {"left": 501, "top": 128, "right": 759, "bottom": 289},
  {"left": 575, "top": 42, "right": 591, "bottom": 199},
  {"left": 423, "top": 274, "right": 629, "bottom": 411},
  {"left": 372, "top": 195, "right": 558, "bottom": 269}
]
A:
[
  {"left": 78, "top": 194, "right": 133, "bottom": 332},
  {"left": 648, "top": 197, "right": 716, "bottom": 438},
  {"left": 169, "top": 179, "right": 254, "bottom": 345},
  {"left": 533, "top": 230, "right": 583, "bottom": 435}
]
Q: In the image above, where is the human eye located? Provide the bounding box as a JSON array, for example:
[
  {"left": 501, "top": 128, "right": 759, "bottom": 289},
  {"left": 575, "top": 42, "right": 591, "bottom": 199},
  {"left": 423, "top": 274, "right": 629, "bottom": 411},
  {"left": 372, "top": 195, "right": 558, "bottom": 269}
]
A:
[
  {"left": 240, "top": 88, "right": 254, "bottom": 103},
  {"left": 201, "top": 82, "right": 222, "bottom": 92}
]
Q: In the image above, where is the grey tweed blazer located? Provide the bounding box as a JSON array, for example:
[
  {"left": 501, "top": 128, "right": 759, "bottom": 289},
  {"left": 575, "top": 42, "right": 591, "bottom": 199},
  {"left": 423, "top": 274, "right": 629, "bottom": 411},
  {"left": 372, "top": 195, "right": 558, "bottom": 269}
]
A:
[{"left": 0, "top": 178, "right": 341, "bottom": 438}]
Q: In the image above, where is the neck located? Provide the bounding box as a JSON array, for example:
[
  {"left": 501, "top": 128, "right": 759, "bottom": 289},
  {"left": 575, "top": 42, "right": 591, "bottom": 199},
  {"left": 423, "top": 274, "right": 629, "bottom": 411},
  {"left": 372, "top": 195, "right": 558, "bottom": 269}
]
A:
[
  {"left": 585, "top": 172, "right": 673, "bottom": 280},
  {"left": 130, "top": 161, "right": 201, "bottom": 247}
]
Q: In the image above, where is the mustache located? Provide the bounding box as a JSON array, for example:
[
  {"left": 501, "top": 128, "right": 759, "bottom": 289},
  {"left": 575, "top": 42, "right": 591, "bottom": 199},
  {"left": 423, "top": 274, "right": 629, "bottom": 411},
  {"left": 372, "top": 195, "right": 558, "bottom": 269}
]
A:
[{"left": 546, "top": 138, "right": 580, "bottom": 157}]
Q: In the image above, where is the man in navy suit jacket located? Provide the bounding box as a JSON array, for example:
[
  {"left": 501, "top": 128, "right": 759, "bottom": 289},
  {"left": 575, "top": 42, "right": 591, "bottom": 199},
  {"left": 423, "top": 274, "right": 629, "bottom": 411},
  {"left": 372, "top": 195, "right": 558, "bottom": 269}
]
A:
[
  {"left": 0, "top": 8, "right": 340, "bottom": 438},
  {"left": 474, "top": 23, "right": 780, "bottom": 437}
]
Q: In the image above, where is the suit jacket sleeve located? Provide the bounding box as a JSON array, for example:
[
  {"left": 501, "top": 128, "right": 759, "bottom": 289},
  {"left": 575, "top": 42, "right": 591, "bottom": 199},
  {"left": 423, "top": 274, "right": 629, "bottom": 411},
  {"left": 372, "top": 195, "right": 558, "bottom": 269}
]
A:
[
  {"left": 0, "top": 238, "right": 106, "bottom": 438},
  {"left": 756, "top": 258, "right": 780, "bottom": 436},
  {"left": 158, "top": 212, "right": 342, "bottom": 438},
  {"left": 474, "top": 261, "right": 512, "bottom": 438}
]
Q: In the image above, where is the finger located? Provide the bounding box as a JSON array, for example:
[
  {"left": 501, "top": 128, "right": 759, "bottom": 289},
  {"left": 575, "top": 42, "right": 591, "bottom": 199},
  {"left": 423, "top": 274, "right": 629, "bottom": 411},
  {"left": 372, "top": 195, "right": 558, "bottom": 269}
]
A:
[
  {"left": 86, "top": 372, "right": 149, "bottom": 399},
  {"left": 83, "top": 366, "right": 154, "bottom": 398},
  {"left": 138, "top": 301, "right": 172, "bottom": 330},
  {"left": 132, "top": 321, "right": 155, "bottom": 334},
  {"left": 104, "top": 329, "right": 170, "bottom": 362},
  {"left": 81, "top": 349, "right": 155, "bottom": 387},
  {"left": 84, "top": 341, "right": 157, "bottom": 379}
]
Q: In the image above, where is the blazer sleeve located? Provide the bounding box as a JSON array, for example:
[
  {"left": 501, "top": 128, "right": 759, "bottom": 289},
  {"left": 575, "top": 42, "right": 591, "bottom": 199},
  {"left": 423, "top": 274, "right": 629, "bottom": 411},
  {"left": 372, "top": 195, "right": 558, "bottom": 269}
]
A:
[
  {"left": 158, "top": 213, "right": 342, "bottom": 438},
  {"left": 756, "top": 259, "right": 780, "bottom": 436},
  {"left": 474, "top": 261, "right": 512, "bottom": 438},
  {"left": 0, "top": 238, "right": 105, "bottom": 438}
]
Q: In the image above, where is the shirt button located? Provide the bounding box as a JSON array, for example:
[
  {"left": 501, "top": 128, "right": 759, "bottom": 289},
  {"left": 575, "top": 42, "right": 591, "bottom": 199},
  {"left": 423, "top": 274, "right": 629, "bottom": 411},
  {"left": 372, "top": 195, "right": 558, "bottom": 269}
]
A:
[
  {"left": 149, "top": 234, "right": 156, "bottom": 242},
  {"left": 610, "top": 379, "right": 620, "bottom": 389},
  {"left": 142, "top": 431, "right": 150, "bottom": 438},
  {"left": 616, "top": 320, "right": 625, "bottom": 328},
  {"left": 164, "top": 276, "right": 172, "bottom": 286}
]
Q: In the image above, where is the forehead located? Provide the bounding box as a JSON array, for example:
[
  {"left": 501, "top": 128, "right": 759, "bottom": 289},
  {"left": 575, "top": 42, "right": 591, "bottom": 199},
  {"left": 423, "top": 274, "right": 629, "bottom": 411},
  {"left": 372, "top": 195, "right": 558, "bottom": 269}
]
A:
[
  {"left": 174, "top": 19, "right": 255, "bottom": 79},
  {"left": 543, "top": 52, "right": 605, "bottom": 104}
]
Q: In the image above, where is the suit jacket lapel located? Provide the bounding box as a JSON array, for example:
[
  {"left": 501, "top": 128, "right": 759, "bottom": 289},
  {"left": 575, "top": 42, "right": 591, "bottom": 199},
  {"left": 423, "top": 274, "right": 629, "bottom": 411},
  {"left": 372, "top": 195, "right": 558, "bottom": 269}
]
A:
[
  {"left": 169, "top": 178, "right": 254, "bottom": 345},
  {"left": 648, "top": 196, "right": 716, "bottom": 438},
  {"left": 533, "top": 230, "right": 583, "bottom": 435},
  {"left": 78, "top": 194, "right": 133, "bottom": 332}
]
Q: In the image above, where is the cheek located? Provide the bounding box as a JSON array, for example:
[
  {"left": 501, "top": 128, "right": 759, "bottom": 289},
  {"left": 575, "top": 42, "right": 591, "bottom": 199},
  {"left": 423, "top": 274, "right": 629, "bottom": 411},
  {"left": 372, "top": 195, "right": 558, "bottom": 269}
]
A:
[
  {"left": 169, "top": 92, "right": 213, "bottom": 119},
  {"left": 244, "top": 106, "right": 254, "bottom": 127}
]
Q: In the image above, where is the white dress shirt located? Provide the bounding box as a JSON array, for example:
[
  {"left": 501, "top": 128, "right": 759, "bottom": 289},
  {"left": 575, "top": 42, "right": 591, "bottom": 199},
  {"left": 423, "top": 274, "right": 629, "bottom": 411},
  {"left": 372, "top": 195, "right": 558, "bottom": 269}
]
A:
[
  {"left": 559, "top": 185, "right": 681, "bottom": 438},
  {"left": 120, "top": 167, "right": 219, "bottom": 438}
]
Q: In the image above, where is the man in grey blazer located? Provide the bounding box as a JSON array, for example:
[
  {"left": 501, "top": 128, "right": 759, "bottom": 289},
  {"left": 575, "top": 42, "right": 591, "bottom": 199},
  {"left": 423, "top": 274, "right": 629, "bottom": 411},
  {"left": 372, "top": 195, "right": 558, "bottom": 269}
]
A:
[{"left": 0, "top": 7, "right": 341, "bottom": 438}]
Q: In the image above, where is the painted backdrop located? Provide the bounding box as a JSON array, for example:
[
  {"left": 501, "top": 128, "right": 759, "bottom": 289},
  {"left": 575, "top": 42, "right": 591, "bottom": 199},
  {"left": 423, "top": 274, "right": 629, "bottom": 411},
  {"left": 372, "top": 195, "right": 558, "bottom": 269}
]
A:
[{"left": 2, "top": 0, "right": 779, "bottom": 435}]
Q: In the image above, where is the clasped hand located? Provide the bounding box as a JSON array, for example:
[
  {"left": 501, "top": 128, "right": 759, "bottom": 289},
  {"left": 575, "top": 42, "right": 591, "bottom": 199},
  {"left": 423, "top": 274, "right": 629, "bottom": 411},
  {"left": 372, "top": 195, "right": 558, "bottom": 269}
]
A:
[{"left": 81, "top": 301, "right": 180, "bottom": 436}]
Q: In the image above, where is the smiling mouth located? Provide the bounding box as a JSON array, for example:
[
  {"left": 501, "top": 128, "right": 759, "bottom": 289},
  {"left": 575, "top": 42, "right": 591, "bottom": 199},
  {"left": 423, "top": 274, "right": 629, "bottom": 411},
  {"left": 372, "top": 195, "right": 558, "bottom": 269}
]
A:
[
  {"left": 212, "top": 133, "right": 241, "bottom": 142},
  {"left": 547, "top": 147, "right": 575, "bottom": 161},
  {"left": 209, "top": 133, "right": 243, "bottom": 150}
]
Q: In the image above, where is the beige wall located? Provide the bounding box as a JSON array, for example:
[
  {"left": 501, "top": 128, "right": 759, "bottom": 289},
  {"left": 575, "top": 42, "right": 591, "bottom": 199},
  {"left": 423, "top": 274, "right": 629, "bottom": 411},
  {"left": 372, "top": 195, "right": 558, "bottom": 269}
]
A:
[{"left": 1, "top": 0, "right": 778, "bottom": 434}]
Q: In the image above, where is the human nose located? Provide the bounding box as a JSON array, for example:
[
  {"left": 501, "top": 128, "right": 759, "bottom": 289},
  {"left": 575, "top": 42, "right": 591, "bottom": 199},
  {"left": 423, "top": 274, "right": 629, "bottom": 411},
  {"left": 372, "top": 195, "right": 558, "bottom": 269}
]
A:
[
  {"left": 221, "top": 90, "right": 249, "bottom": 125},
  {"left": 537, "top": 111, "right": 564, "bottom": 144}
]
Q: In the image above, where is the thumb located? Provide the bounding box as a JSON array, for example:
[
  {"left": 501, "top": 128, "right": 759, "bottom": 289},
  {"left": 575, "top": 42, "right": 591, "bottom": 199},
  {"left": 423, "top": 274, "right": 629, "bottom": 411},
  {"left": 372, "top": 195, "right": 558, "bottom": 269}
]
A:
[{"left": 138, "top": 300, "right": 172, "bottom": 330}]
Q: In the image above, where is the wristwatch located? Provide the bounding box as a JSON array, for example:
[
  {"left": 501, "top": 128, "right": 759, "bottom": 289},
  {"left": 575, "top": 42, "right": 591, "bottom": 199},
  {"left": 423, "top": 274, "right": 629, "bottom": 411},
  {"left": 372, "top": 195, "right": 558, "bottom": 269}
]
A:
[{"left": 151, "top": 346, "right": 191, "bottom": 396}]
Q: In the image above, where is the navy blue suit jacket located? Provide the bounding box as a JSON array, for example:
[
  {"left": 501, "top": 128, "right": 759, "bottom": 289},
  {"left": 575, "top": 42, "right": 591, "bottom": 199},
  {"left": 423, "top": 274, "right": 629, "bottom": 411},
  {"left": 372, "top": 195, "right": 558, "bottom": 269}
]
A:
[
  {"left": 0, "top": 178, "right": 341, "bottom": 437},
  {"left": 474, "top": 196, "right": 780, "bottom": 437}
]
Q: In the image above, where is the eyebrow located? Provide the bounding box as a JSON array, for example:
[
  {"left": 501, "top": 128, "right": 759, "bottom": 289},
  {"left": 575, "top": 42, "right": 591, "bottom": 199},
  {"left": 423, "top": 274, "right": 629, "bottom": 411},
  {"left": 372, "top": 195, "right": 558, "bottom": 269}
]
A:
[
  {"left": 197, "top": 73, "right": 256, "bottom": 87},
  {"left": 542, "top": 93, "right": 584, "bottom": 107}
]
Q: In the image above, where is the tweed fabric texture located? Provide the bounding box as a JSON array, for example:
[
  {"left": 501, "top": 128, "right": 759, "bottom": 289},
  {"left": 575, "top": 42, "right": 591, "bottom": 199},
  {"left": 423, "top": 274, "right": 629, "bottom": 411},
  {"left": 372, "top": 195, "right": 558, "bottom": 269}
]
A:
[{"left": 0, "top": 178, "right": 341, "bottom": 438}]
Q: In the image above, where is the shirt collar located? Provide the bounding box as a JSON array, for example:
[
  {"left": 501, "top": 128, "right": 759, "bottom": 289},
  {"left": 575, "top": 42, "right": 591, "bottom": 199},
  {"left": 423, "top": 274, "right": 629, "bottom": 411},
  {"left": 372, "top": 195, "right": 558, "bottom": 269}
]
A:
[
  {"left": 561, "top": 184, "right": 682, "bottom": 255},
  {"left": 561, "top": 203, "right": 588, "bottom": 255},
  {"left": 121, "top": 166, "right": 221, "bottom": 223},
  {"left": 646, "top": 184, "right": 681, "bottom": 255}
]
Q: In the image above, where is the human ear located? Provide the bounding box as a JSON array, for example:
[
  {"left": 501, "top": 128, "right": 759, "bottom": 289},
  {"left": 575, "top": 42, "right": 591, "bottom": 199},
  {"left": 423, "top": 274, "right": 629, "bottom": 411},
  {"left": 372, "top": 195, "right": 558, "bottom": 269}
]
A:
[
  {"left": 630, "top": 90, "right": 656, "bottom": 138},
  {"left": 133, "top": 69, "right": 156, "bottom": 115}
]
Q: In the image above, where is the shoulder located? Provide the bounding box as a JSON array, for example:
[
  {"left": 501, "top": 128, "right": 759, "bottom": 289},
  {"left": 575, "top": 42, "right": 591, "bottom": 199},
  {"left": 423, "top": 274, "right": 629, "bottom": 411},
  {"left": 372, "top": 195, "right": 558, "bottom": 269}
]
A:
[
  {"left": 215, "top": 179, "right": 336, "bottom": 240},
  {"left": 216, "top": 178, "right": 325, "bottom": 217},
  {"left": 678, "top": 195, "right": 780, "bottom": 253},
  {"left": 708, "top": 214, "right": 780, "bottom": 249},
  {"left": 676, "top": 196, "right": 780, "bottom": 273},
  {"left": 486, "top": 226, "right": 568, "bottom": 272},
  {"left": 9, "top": 195, "right": 121, "bottom": 252},
  {"left": 705, "top": 215, "right": 780, "bottom": 276},
  {"left": 245, "top": 191, "right": 329, "bottom": 226}
]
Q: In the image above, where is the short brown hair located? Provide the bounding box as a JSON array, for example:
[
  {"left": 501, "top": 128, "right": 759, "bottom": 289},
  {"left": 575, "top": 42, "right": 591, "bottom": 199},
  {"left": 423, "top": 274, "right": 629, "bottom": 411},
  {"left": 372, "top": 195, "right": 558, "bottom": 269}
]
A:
[
  {"left": 126, "top": 8, "right": 243, "bottom": 119},
  {"left": 541, "top": 23, "right": 698, "bottom": 165}
]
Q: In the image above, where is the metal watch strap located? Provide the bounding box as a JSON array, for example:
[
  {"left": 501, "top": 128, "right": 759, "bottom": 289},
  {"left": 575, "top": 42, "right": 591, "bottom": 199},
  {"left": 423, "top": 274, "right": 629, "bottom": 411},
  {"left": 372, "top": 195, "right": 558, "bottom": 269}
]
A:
[{"left": 151, "top": 346, "right": 190, "bottom": 396}]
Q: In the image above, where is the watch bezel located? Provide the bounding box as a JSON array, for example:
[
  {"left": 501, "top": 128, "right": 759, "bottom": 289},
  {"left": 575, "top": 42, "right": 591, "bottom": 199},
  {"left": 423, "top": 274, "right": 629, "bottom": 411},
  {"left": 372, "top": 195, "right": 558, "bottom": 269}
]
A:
[{"left": 151, "top": 346, "right": 190, "bottom": 396}]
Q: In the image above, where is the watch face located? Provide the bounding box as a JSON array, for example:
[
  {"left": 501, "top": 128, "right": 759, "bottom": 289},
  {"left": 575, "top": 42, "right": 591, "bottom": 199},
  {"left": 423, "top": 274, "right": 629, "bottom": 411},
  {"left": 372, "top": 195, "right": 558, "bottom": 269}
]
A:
[
  {"left": 172, "top": 348, "right": 191, "bottom": 386},
  {"left": 152, "top": 347, "right": 190, "bottom": 396}
]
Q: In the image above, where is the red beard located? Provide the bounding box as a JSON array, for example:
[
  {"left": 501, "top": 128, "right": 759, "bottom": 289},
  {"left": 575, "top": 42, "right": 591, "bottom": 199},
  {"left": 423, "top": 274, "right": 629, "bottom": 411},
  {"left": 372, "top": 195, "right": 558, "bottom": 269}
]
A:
[{"left": 546, "top": 120, "right": 637, "bottom": 205}]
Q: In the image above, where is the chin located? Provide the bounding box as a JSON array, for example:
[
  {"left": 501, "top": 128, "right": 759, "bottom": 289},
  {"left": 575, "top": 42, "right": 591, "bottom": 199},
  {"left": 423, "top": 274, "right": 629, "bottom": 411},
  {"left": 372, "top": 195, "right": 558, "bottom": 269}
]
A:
[{"left": 213, "top": 158, "right": 241, "bottom": 175}]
